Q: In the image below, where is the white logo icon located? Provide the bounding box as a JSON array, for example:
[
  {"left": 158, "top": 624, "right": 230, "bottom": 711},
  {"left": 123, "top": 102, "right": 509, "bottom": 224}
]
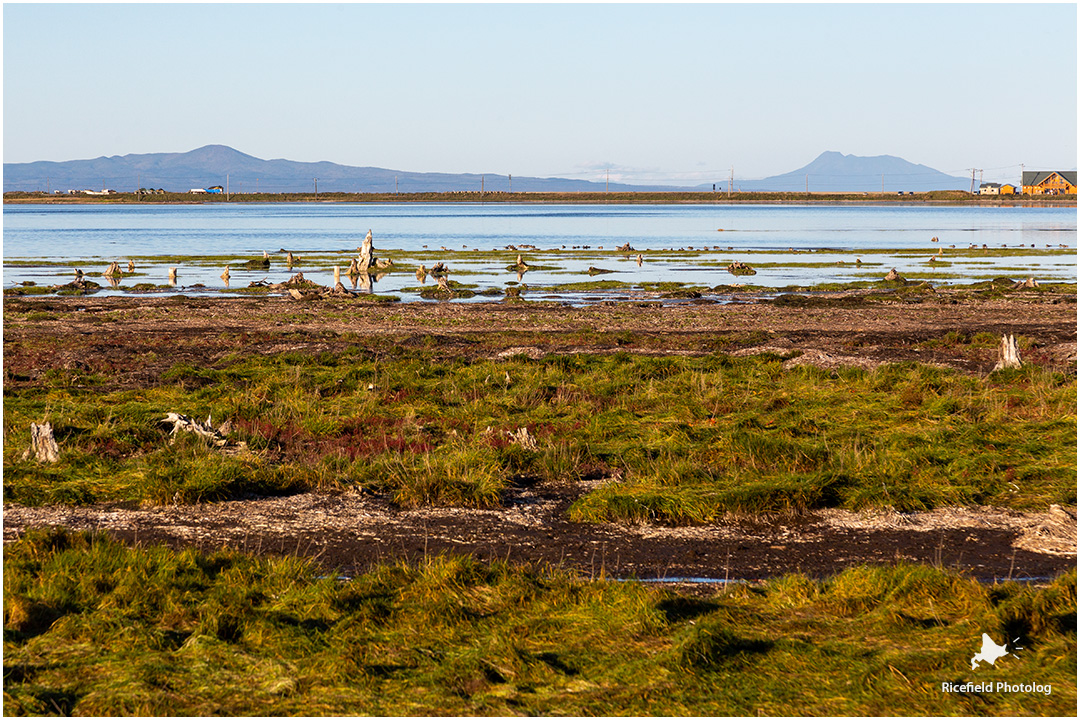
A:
[{"left": 971, "top": 633, "right": 1022, "bottom": 670}]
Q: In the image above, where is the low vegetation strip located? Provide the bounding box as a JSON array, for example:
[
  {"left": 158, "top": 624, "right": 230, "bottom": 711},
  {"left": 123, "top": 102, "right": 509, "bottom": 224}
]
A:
[
  {"left": 3, "top": 349, "right": 1075, "bottom": 516},
  {"left": 3, "top": 529, "right": 1074, "bottom": 716}
]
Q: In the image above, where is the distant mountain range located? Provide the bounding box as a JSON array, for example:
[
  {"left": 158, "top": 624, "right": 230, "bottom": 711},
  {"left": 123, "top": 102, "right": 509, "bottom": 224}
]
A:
[
  {"left": 3, "top": 146, "right": 972, "bottom": 194},
  {"left": 728, "top": 151, "right": 972, "bottom": 192}
]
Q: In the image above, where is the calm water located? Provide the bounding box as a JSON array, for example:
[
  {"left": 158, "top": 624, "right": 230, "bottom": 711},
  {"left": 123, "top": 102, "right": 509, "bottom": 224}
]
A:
[{"left": 4, "top": 203, "right": 1076, "bottom": 299}]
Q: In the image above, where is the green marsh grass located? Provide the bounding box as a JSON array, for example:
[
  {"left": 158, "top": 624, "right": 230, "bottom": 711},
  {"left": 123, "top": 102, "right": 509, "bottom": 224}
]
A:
[
  {"left": 4, "top": 350, "right": 1075, "bottom": 516},
  {"left": 3, "top": 530, "right": 1075, "bottom": 716}
]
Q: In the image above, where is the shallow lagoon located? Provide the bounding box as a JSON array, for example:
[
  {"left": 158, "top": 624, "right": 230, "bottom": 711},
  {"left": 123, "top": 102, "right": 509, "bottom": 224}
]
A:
[{"left": 4, "top": 203, "right": 1076, "bottom": 300}]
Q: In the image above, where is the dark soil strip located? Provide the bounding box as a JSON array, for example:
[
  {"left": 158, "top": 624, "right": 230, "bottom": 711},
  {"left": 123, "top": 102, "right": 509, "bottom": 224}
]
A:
[{"left": 4, "top": 488, "right": 1071, "bottom": 584}]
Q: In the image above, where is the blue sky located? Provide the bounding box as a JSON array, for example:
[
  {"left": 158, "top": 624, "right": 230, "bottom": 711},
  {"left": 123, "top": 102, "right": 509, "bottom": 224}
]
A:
[{"left": 3, "top": 3, "right": 1076, "bottom": 185}]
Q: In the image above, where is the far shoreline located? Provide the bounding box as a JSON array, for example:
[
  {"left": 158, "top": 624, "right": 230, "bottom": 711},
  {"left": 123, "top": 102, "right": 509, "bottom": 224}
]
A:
[{"left": 3, "top": 189, "right": 1076, "bottom": 208}]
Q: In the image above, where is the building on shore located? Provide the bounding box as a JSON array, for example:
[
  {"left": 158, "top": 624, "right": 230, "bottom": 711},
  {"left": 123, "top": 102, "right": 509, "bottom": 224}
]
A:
[
  {"left": 1021, "top": 171, "right": 1077, "bottom": 195},
  {"left": 979, "top": 182, "right": 1017, "bottom": 196}
]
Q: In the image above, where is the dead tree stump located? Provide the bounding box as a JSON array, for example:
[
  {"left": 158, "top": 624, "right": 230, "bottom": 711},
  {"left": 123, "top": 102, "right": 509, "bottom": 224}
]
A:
[
  {"left": 993, "top": 334, "right": 1022, "bottom": 371},
  {"left": 22, "top": 422, "right": 59, "bottom": 463},
  {"left": 358, "top": 230, "right": 375, "bottom": 274}
]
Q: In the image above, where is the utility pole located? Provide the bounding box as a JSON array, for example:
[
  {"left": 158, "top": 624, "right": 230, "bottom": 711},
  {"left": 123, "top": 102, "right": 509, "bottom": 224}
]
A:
[
  {"left": 395, "top": 176, "right": 398, "bottom": 193},
  {"left": 509, "top": 174, "right": 512, "bottom": 193},
  {"left": 968, "top": 169, "right": 976, "bottom": 194},
  {"left": 314, "top": 177, "right": 318, "bottom": 199},
  {"left": 606, "top": 168, "right": 609, "bottom": 192},
  {"left": 805, "top": 174, "right": 809, "bottom": 193},
  {"left": 226, "top": 174, "right": 230, "bottom": 201}
]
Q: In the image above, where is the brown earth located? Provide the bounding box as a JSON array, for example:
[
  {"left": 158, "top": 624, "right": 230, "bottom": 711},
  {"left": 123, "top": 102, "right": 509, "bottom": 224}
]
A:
[{"left": 3, "top": 290, "right": 1077, "bottom": 582}]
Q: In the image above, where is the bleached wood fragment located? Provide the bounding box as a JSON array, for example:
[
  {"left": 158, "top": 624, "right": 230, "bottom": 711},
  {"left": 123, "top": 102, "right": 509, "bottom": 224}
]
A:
[{"left": 507, "top": 426, "right": 539, "bottom": 451}]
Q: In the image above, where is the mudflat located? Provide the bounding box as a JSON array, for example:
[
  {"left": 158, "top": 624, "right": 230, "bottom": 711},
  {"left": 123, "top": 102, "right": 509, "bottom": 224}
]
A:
[{"left": 3, "top": 288, "right": 1076, "bottom": 581}]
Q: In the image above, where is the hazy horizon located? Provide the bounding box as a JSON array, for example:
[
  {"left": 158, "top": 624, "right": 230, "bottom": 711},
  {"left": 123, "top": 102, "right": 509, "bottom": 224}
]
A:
[{"left": 4, "top": 4, "right": 1076, "bottom": 186}]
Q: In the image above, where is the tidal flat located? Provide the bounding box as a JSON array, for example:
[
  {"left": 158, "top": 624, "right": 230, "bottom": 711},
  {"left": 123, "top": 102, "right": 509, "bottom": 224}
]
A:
[
  {"left": 5, "top": 245, "right": 1076, "bottom": 303},
  {"left": 3, "top": 286, "right": 1076, "bottom": 715}
]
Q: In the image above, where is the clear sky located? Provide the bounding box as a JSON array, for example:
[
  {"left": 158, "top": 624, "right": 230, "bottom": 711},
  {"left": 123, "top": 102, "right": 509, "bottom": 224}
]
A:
[{"left": 3, "top": 3, "right": 1076, "bottom": 185}]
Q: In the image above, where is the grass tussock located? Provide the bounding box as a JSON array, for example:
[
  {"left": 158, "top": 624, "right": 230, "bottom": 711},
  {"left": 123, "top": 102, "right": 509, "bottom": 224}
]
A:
[
  {"left": 3, "top": 530, "right": 1075, "bottom": 716},
  {"left": 4, "top": 350, "right": 1075, "bottom": 517}
]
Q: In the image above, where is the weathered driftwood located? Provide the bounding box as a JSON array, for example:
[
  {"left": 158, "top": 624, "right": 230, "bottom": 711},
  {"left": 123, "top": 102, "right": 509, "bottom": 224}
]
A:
[
  {"left": 103, "top": 261, "right": 123, "bottom": 277},
  {"left": 159, "top": 413, "right": 248, "bottom": 455},
  {"left": 333, "top": 266, "right": 341, "bottom": 285},
  {"left": 415, "top": 264, "right": 428, "bottom": 282},
  {"left": 128, "top": 260, "right": 135, "bottom": 273},
  {"left": 168, "top": 268, "right": 178, "bottom": 285},
  {"left": 727, "top": 260, "right": 756, "bottom": 276},
  {"left": 160, "top": 413, "right": 227, "bottom": 446},
  {"left": 52, "top": 276, "right": 100, "bottom": 293},
  {"left": 884, "top": 268, "right": 905, "bottom": 282},
  {"left": 375, "top": 257, "right": 394, "bottom": 270},
  {"left": 436, "top": 275, "right": 451, "bottom": 292},
  {"left": 508, "top": 255, "right": 530, "bottom": 274},
  {"left": 1014, "top": 277, "right": 1039, "bottom": 289},
  {"left": 616, "top": 242, "right": 636, "bottom": 253},
  {"left": 430, "top": 262, "right": 448, "bottom": 276},
  {"left": 22, "top": 422, "right": 59, "bottom": 463},
  {"left": 587, "top": 266, "right": 614, "bottom": 276},
  {"left": 636, "top": 254, "right": 644, "bottom": 267},
  {"left": 221, "top": 267, "right": 231, "bottom": 283},
  {"left": 992, "top": 334, "right": 1022, "bottom": 371}
]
